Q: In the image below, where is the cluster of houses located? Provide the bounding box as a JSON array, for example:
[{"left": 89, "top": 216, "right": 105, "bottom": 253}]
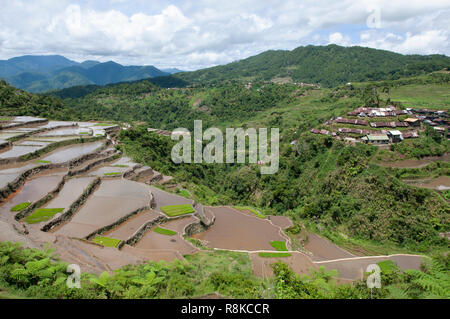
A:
[
  {"left": 347, "top": 106, "right": 408, "bottom": 117},
  {"left": 308, "top": 106, "right": 448, "bottom": 146}
]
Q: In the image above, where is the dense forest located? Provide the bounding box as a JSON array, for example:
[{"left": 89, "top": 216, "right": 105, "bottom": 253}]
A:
[{"left": 172, "top": 45, "right": 450, "bottom": 87}]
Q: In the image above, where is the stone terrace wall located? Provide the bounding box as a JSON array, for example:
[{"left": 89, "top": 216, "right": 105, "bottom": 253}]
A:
[{"left": 41, "top": 177, "right": 102, "bottom": 232}]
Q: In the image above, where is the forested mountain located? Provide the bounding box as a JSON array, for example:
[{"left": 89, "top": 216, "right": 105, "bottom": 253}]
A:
[
  {"left": 174, "top": 44, "right": 450, "bottom": 87},
  {"left": 0, "top": 55, "right": 170, "bottom": 92},
  {"left": 0, "top": 55, "right": 78, "bottom": 77}
]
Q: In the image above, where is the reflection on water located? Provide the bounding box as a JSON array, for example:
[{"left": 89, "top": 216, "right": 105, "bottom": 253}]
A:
[{"left": 41, "top": 141, "right": 104, "bottom": 163}]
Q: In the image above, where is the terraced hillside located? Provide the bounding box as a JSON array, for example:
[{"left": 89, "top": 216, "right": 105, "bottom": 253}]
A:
[{"left": 0, "top": 116, "right": 428, "bottom": 283}]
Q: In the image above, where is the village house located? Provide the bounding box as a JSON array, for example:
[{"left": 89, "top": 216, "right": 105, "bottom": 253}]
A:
[
  {"left": 404, "top": 118, "right": 420, "bottom": 127},
  {"left": 370, "top": 121, "right": 409, "bottom": 128},
  {"left": 387, "top": 130, "right": 403, "bottom": 143},
  {"left": 402, "top": 131, "right": 419, "bottom": 139},
  {"left": 361, "top": 134, "right": 390, "bottom": 145},
  {"left": 334, "top": 117, "right": 368, "bottom": 126}
]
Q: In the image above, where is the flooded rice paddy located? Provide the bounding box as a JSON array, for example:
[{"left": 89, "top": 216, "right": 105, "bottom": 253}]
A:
[
  {"left": 40, "top": 140, "right": 104, "bottom": 163},
  {"left": 303, "top": 233, "right": 355, "bottom": 261},
  {"left": 192, "top": 207, "right": 287, "bottom": 251},
  {"left": 135, "top": 216, "right": 197, "bottom": 255},
  {"left": 104, "top": 210, "right": 161, "bottom": 240},
  {"left": 0, "top": 174, "right": 65, "bottom": 213},
  {"left": 403, "top": 176, "right": 450, "bottom": 190},
  {"left": 54, "top": 179, "right": 151, "bottom": 238},
  {"left": 0, "top": 145, "right": 45, "bottom": 159}
]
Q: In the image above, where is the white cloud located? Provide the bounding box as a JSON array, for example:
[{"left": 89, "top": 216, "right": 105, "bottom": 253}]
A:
[
  {"left": 328, "top": 32, "right": 351, "bottom": 46},
  {"left": 0, "top": 0, "right": 448, "bottom": 70}
]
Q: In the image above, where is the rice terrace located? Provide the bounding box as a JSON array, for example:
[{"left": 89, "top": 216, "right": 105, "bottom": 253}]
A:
[
  {"left": 0, "top": 115, "right": 439, "bottom": 297},
  {"left": 0, "top": 1, "right": 449, "bottom": 305}
]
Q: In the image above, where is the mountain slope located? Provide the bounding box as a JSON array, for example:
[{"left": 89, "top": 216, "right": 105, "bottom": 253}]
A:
[
  {"left": 0, "top": 55, "right": 170, "bottom": 92},
  {"left": 0, "top": 55, "right": 78, "bottom": 78},
  {"left": 175, "top": 44, "right": 450, "bottom": 87}
]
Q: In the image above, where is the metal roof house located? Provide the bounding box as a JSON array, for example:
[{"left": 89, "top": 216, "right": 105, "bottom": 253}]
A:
[
  {"left": 361, "top": 134, "right": 390, "bottom": 144},
  {"left": 387, "top": 130, "right": 403, "bottom": 143}
]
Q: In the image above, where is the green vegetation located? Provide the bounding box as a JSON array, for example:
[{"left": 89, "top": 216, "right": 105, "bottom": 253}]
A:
[
  {"left": 176, "top": 189, "right": 191, "bottom": 199},
  {"left": 1, "top": 240, "right": 449, "bottom": 299},
  {"left": 120, "top": 127, "right": 449, "bottom": 254},
  {"left": 234, "top": 206, "right": 266, "bottom": 219},
  {"left": 160, "top": 204, "right": 195, "bottom": 217},
  {"left": 79, "top": 132, "right": 90, "bottom": 135},
  {"left": 270, "top": 241, "right": 288, "bottom": 251},
  {"left": 153, "top": 227, "right": 177, "bottom": 236},
  {"left": 112, "top": 164, "right": 129, "bottom": 168},
  {"left": 34, "top": 160, "right": 51, "bottom": 164},
  {"left": 258, "top": 252, "right": 292, "bottom": 258},
  {"left": 10, "top": 202, "right": 31, "bottom": 212},
  {"left": 24, "top": 208, "right": 64, "bottom": 224},
  {"left": 104, "top": 172, "right": 121, "bottom": 176},
  {"left": 94, "top": 123, "right": 114, "bottom": 127},
  {"left": 173, "top": 45, "right": 450, "bottom": 87},
  {"left": 92, "top": 237, "right": 121, "bottom": 248},
  {"left": 0, "top": 117, "right": 13, "bottom": 121}
]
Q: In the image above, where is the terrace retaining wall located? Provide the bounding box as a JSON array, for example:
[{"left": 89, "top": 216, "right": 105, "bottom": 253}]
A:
[
  {"left": 68, "top": 151, "right": 121, "bottom": 177},
  {"left": 0, "top": 163, "right": 66, "bottom": 203},
  {"left": 84, "top": 205, "right": 151, "bottom": 241},
  {"left": 14, "top": 175, "right": 68, "bottom": 221},
  {"left": 119, "top": 215, "right": 167, "bottom": 249},
  {"left": 0, "top": 136, "right": 106, "bottom": 165},
  {"left": 41, "top": 177, "right": 102, "bottom": 232},
  {"left": 0, "top": 140, "right": 12, "bottom": 151},
  {"left": 0, "top": 118, "right": 48, "bottom": 131},
  {"left": 0, "top": 139, "right": 109, "bottom": 203},
  {"left": 7, "top": 123, "right": 77, "bottom": 143}
]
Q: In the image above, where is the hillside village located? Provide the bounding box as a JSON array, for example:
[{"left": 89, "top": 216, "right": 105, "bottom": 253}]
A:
[{"left": 308, "top": 106, "right": 449, "bottom": 146}]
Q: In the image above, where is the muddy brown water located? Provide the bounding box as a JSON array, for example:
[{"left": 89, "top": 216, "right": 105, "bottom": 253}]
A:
[
  {"left": 40, "top": 140, "right": 104, "bottom": 163},
  {"left": 192, "top": 207, "right": 287, "bottom": 251},
  {"left": 0, "top": 145, "right": 45, "bottom": 159},
  {"left": 134, "top": 216, "right": 197, "bottom": 255},
  {"left": 121, "top": 245, "right": 184, "bottom": 263},
  {"left": 44, "top": 177, "right": 95, "bottom": 211},
  {"left": 88, "top": 165, "right": 131, "bottom": 177},
  {"left": 303, "top": 233, "right": 355, "bottom": 261},
  {"left": 268, "top": 215, "right": 293, "bottom": 229},
  {"left": 37, "top": 127, "right": 89, "bottom": 137},
  {"left": 403, "top": 176, "right": 450, "bottom": 190},
  {"left": 250, "top": 251, "right": 317, "bottom": 278},
  {"left": 148, "top": 185, "right": 198, "bottom": 214},
  {"left": 104, "top": 210, "right": 161, "bottom": 240},
  {"left": 0, "top": 174, "right": 65, "bottom": 213},
  {"left": 379, "top": 153, "right": 450, "bottom": 169},
  {"left": 316, "top": 255, "right": 425, "bottom": 280},
  {"left": 54, "top": 179, "right": 151, "bottom": 238}
]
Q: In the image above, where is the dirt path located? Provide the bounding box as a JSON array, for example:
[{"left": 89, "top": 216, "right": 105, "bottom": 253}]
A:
[{"left": 315, "top": 254, "right": 425, "bottom": 280}]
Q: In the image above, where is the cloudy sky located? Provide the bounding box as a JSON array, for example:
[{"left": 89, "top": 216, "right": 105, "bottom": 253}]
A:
[{"left": 0, "top": 0, "right": 449, "bottom": 70}]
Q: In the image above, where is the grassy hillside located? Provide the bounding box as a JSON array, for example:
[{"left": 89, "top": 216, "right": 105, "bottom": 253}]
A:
[
  {"left": 174, "top": 45, "right": 450, "bottom": 87},
  {"left": 1, "top": 71, "right": 449, "bottom": 254}
]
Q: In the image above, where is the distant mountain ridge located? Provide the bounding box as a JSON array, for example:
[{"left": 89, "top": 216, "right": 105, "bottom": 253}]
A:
[
  {"left": 0, "top": 55, "right": 170, "bottom": 92},
  {"left": 174, "top": 44, "right": 450, "bottom": 87}
]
